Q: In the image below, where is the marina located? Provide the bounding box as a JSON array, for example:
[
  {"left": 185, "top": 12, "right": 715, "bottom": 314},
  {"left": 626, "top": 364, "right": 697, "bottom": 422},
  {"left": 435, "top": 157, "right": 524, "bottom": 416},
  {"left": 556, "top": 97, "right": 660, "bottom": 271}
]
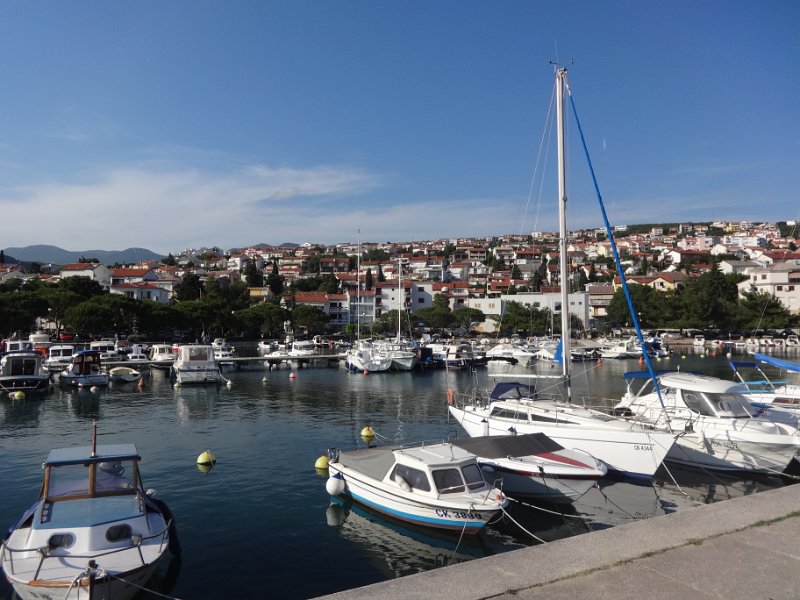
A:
[{"left": 0, "top": 349, "right": 793, "bottom": 599}]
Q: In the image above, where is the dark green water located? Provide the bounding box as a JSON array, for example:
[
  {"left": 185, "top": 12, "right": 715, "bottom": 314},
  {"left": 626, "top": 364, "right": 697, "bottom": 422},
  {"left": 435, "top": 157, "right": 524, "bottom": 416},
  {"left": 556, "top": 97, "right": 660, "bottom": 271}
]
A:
[{"left": 0, "top": 349, "right": 789, "bottom": 598}]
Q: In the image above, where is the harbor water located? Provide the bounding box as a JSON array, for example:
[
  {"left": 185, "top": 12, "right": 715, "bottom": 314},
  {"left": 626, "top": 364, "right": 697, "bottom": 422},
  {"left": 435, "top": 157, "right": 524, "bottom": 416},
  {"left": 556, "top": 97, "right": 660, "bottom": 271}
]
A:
[{"left": 0, "top": 348, "right": 790, "bottom": 599}]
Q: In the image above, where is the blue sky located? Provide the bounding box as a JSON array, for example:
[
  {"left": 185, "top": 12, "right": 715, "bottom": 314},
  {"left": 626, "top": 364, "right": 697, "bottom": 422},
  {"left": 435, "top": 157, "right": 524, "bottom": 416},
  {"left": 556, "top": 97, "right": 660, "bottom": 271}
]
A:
[{"left": 1, "top": 0, "right": 798, "bottom": 255}]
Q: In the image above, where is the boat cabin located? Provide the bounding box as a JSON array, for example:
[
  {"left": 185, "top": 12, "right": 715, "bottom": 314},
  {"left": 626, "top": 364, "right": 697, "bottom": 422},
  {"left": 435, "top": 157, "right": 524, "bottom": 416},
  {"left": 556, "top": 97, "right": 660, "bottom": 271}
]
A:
[
  {"left": 43, "top": 444, "right": 142, "bottom": 502},
  {"left": 1, "top": 350, "right": 44, "bottom": 378},
  {"left": 66, "top": 350, "right": 103, "bottom": 375}
]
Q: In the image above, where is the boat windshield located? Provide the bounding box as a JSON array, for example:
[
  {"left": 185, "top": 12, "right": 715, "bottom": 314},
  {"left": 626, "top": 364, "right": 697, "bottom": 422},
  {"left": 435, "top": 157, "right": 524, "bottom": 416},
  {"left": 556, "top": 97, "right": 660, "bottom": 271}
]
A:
[
  {"left": 681, "top": 390, "right": 752, "bottom": 418},
  {"left": 432, "top": 468, "right": 465, "bottom": 494},
  {"left": 46, "top": 459, "right": 138, "bottom": 500},
  {"left": 461, "top": 463, "right": 487, "bottom": 491}
]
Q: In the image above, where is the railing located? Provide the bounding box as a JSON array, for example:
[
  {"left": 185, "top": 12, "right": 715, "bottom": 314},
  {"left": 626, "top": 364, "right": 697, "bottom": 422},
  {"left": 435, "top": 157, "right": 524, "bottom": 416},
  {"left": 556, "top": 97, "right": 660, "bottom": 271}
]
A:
[{"left": 1, "top": 519, "right": 171, "bottom": 579}]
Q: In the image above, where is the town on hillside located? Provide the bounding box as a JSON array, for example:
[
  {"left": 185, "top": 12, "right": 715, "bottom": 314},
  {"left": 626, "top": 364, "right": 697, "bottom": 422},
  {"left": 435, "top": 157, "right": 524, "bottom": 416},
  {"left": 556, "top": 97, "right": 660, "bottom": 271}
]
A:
[{"left": 1, "top": 219, "right": 799, "bottom": 340}]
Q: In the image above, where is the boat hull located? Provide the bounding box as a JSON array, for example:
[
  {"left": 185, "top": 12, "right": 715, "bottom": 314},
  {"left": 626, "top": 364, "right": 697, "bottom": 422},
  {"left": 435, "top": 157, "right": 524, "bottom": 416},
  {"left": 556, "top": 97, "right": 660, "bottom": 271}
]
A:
[
  {"left": 329, "top": 463, "right": 500, "bottom": 534},
  {"left": 448, "top": 405, "right": 674, "bottom": 478}
]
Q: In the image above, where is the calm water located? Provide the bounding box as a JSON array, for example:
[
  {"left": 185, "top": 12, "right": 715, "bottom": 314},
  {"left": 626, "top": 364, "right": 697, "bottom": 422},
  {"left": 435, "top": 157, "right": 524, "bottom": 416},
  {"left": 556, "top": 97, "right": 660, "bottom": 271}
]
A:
[{"left": 0, "top": 348, "right": 791, "bottom": 599}]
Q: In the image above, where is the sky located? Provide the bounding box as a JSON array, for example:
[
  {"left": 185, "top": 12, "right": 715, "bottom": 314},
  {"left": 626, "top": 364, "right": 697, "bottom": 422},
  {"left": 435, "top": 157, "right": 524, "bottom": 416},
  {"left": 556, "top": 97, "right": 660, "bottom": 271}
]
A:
[{"left": 1, "top": 0, "right": 798, "bottom": 256}]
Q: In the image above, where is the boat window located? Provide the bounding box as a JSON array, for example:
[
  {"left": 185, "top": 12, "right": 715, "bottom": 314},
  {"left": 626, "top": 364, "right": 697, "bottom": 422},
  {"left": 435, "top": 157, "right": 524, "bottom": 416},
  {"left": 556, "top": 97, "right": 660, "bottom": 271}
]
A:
[
  {"left": 48, "top": 533, "right": 75, "bottom": 549},
  {"left": 681, "top": 392, "right": 711, "bottom": 415},
  {"left": 106, "top": 524, "right": 132, "bottom": 542},
  {"left": 461, "top": 463, "right": 486, "bottom": 491},
  {"left": 489, "top": 407, "right": 529, "bottom": 421},
  {"left": 391, "top": 464, "right": 431, "bottom": 492},
  {"left": 432, "top": 468, "right": 465, "bottom": 494},
  {"left": 47, "top": 464, "right": 91, "bottom": 498},
  {"left": 707, "top": 393, "right": 752, "bottom": 418},
  {"left": 96, "top": 460, "right": 136, "bottom": 493}
]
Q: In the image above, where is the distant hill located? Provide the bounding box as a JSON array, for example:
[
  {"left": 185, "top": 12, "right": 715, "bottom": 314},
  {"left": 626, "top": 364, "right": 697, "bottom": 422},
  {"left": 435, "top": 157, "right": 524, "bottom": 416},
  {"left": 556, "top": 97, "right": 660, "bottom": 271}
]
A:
[{"left": 2, "top": 245, "right": 164, "bottom": 265}]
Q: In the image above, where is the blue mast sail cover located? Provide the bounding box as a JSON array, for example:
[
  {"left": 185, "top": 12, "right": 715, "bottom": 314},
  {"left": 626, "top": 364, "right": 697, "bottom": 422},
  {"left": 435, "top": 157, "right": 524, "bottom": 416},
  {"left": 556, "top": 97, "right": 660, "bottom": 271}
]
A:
[
  {"left": 554, "top": 338, "right": 563, "bottom": 364},
  {"left": 754, "top": 353, "right": 800, "bottom": 373}
]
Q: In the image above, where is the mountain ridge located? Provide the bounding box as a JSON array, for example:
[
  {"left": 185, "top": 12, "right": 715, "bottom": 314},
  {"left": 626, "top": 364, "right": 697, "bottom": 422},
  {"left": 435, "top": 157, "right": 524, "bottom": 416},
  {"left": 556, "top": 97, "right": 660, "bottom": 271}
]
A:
[{"left": 3, "top": 245, "right": 164, "bottom": 265}]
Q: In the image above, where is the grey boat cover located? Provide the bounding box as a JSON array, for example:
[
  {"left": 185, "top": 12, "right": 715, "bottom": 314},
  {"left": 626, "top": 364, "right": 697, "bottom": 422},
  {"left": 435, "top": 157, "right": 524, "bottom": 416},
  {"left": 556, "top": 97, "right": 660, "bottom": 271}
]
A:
[
  {"left": 451, "top": 434, "right": 563, "bottom": 459},
  {"left": 336, "top": 446, "right": 399, "bottom": 481}
]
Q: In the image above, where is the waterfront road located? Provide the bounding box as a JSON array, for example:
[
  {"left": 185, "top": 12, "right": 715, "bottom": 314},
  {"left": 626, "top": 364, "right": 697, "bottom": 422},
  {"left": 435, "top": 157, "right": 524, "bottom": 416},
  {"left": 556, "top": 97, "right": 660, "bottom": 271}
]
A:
[{"left": 315, "top": 482, "right": 800, "bottom": 600}]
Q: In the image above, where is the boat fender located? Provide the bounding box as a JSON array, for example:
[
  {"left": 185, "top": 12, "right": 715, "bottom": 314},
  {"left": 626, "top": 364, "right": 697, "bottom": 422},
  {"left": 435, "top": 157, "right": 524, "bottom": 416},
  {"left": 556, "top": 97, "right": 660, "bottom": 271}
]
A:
[
  {"left": 394, "top": 475, "right": 412, "bottom": 492},
  {"left": 446, "top": 388, "right": 455, "bottom": 405},
  {"left": 326, "top": 472, "right": 346, "bottom": 496}
]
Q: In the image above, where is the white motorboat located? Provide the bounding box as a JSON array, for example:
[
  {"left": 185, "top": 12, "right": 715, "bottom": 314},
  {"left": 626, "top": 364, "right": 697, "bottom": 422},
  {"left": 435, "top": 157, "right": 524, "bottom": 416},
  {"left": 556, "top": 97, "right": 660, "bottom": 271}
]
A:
[
  {"left": 59, "top": 350, "right": 109, "bottom": 387},
  {"left": 109, "top": 365, "right": 143, "bottom": 384},
  {"left": 0, "top": 350, "right": 52, "bottom": 394},
  {"left": 448, "top": 380, "right": 675, "bottom": 478},
  {"left": 45, "top": 344, "right": 75, "bottom": 372},
  {"left": 148, "top": 344, "right": 177, "bottom": 370},
  {"left": 450, "top": 433, "right": 607, "bottom": 503},
  {"left": 485, "top": 342, "right": 535, "bottom": 365},
  {"left": 171, "top": 344, "right": 222, "bottom": 384},
  {"left": 0, "top": 429, "right": 179, "bottom": 600},
  {"left": 612, "top": 370, "right": 800, "bottom": 475},
  {"left": 731, "top": 353, "right": 800, "bottom": 410},
  {"left": 325, "top": 441, "right": 508, "bottom": 534}
]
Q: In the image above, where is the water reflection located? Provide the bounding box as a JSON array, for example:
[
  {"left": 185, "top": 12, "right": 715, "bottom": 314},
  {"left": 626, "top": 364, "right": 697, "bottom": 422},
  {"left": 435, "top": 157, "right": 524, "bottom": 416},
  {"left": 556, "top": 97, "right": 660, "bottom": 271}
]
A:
[{"left": 1, "top": 395, "right": 43, "bottom": 428}]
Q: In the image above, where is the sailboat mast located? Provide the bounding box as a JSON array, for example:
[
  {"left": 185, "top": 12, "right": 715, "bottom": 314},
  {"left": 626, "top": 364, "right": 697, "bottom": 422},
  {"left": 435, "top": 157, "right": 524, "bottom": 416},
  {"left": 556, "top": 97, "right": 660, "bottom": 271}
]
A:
[
  {"left": 556, "top": 67, "right": 572, "bottom": 401},
  {"left": 397, "top": 256, "right": 402, "bottom": 342}
]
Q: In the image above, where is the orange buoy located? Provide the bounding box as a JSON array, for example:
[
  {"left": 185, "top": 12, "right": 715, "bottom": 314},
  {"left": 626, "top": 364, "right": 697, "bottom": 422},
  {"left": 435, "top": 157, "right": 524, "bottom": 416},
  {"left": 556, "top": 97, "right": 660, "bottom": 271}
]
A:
[
  {"left": 597, "top": 358, "right": 603, "bottom": 365},
  {"left": 363, "top": 369, "right": 369, "bottom": 376}
]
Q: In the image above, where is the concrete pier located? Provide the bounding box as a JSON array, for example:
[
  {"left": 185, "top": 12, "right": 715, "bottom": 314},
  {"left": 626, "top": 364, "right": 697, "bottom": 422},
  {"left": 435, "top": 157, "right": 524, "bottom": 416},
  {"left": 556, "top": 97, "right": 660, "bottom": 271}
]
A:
[{"left": 315, "top": 483, "right": 800, "bottom": 600}]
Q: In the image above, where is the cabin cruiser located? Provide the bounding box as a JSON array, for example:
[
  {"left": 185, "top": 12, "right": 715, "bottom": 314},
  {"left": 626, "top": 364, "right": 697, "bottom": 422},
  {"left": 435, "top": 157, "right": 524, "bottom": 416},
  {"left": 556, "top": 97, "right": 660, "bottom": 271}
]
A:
[
  {"left": 325, "top": 441, "right": 507, "bottom": 534},
  {"left": 0, "top": 350, "right": 52, "bottom": 394},
  {"left": 612, "top": 370, "right": 800, "bottom": 475}
]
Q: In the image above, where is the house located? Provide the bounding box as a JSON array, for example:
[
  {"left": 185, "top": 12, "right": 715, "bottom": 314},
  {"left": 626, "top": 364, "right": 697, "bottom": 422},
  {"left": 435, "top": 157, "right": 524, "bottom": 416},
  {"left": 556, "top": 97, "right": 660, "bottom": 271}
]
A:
[
  {"left": 738, "top": 260, "right": 800, "bottom": 314},
  {"left": 109, "top": 281, "right": 170, "bottom": 304},
  {"left": 59, "top": 263, "right": 112, "bottom": 288}
]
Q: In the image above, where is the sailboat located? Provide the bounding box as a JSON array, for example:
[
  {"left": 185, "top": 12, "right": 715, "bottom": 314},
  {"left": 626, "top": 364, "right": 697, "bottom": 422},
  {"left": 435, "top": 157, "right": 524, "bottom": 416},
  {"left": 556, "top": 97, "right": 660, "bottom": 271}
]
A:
[
  {"left": 345, "top": 232, "right": 392, "bottom": 373},
  {"left": 374, "top": 258, "right": 419, "bottom": 371},
  {"left": 447, "top": 67, "right": 678, "bottom": 478}
]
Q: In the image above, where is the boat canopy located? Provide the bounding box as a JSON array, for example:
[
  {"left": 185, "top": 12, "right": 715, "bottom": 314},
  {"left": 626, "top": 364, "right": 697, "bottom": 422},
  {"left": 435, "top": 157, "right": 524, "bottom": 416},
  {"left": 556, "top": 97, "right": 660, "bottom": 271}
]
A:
[
  {"left": 754, "top": 353, "right": 800, "bottom": 373},
  {"left": 489, "top": 381, "right": 538, "bottom": 401},
  {"left": 450, "top": 433, "right": 564, "bottom": 458},
  {"left": 46, "top": 444, "right": 140, "bottom": 466}
]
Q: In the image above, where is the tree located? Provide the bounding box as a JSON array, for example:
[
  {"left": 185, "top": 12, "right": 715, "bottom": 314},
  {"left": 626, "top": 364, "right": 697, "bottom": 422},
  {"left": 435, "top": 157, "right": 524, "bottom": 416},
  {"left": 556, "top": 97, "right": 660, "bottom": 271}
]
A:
[
  {"left": 244, "top": 262, "right": 264, "bottom": 287},
  {"left": 176, "top": 273, "right": 203, "bottom": 301},
  {"left": 161, "top": 254, "right": 177, "bottom": 266},
  {"left": 58, "top": 276, "right": 104, "bottom": 300},
  {"left": 265, "top": 263, "right": 284, "bottom": 298},
  {"left": 452, "top": 307, "right": 485, "bottom": 331},
  {"left": 304, "top": 255, "right": 320, "bottom": 275},
  {"left": 236, "top": 302, "right": 288, "bottom": 338},
  {"left": 414, "top": 294, "right": 454, "bottom": 330},
  {"left": 679, "top": 264, "right": 739, "bottom": 328},
  {"left": 365, "top": 268, "right": 374, "bottom": 290},
  {"left": 734, "top": 291, "right": 792, "bottom": 330},
  {"left": 377, "top": 264, "right": 386, "bottom": 283},
  {"left": 511, "top": 264, "right": 522, "bottom": 280},
  {"left": 292, "top": 277, "right": 323, "bottom": 292},
  {"left": 291, "top": 304, "right": 329, "bottom": 334}
]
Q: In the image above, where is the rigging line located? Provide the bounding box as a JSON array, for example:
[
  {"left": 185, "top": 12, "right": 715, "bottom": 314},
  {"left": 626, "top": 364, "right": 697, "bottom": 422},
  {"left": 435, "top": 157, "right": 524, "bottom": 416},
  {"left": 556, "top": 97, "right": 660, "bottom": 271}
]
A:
[
  {"left": 505, "top": 495, "right": 593, "bottom": 520},
  {"left": 564, "top": 78, "right": 670, "bottom": 425},
  {"left": 518, "top": 79, "right": 558, "bottom": 237},
  {"left": 109, "top": 573, "right": 184, "bottom": 600},
  {"left": 500, "top": 506, "right": 547, "bottom": 543}
]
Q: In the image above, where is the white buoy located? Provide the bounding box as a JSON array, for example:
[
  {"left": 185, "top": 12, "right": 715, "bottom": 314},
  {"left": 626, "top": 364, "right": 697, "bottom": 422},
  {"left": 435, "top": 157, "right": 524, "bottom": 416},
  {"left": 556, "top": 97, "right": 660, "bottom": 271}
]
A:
[
  {"left": 325, "top": 472, "right": 345, "bottom": 496},
  {"left": 90, "top": 386, "right": 99, "bottom": 393},
  {"left": 289, "top": 372, "right": 297, "bottom": 380}
]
